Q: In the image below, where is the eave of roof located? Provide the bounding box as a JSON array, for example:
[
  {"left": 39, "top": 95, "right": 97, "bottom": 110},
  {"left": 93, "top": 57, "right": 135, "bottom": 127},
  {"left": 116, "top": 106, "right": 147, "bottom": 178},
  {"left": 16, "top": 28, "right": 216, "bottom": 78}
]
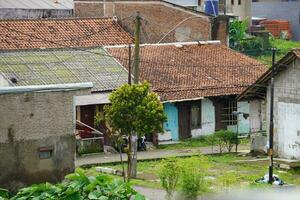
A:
[
  {"left": 0, "top": 82, "right": 93, "bottom": 94},
  {"left": 237, "top": 49, "right": 300, "bottom": 101}
]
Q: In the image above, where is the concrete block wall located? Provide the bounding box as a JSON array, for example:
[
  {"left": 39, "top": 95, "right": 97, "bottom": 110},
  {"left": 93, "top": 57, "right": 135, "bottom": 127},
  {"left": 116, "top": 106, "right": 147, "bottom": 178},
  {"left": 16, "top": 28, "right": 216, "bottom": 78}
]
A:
[
  {"left": 74, "top": 0, "right": 229, "bottom": 44},
  {"left": 266, "top": 59, "right": 300, "bottom": 159},
  {"left": 0, "top": 89, "right": 89, "bottom": 191}
]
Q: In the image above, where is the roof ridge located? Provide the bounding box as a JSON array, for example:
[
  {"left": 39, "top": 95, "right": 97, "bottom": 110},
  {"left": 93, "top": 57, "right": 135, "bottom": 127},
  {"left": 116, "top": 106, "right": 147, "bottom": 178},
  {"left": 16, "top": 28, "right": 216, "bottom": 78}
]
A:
[
  {"left": 104, "top": 40, "right": 221, "bottom": 48},
  {"left": 0, "top": 17, "right": 114, "bottom": 23}
]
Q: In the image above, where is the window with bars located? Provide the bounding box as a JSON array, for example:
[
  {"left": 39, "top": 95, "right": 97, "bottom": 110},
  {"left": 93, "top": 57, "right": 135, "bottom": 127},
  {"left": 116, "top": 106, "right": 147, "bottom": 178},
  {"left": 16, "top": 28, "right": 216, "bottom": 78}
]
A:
[
  {"left": 221, "top": 100, "right": 237, "bottom": 126},
  {"left": 191, "top": 101, "right": 202, "bottom": 129}
]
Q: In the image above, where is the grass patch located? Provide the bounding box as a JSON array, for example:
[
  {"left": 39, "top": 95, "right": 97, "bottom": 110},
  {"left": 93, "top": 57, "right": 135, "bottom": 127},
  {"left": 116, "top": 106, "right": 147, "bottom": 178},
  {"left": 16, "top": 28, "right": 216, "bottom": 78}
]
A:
[
  {"left": 158, "top": 136, "right": 249, "bottom": 150},
  {"left": 158, "top": 136, "right": 209, "bottom": 150},
  {"left": 87, "top": 153, "right": 300, "bottom": 194},
  {"left": 254, "top": 38, "right": 300, "bottom": 66}
]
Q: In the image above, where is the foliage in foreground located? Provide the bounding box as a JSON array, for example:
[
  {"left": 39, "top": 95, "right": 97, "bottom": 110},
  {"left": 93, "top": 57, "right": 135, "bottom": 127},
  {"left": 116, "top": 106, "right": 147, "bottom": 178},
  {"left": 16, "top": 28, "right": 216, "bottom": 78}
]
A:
[{"left": 0, "top": 168, "right": 145, "bottom": 200}]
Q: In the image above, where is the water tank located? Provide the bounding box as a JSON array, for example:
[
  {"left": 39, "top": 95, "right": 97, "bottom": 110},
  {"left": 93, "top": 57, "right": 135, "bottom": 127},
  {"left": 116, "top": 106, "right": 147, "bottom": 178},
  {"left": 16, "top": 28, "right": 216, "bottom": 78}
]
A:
[{"left": 204, "top": 0, "right": 219, "bottom": 16}]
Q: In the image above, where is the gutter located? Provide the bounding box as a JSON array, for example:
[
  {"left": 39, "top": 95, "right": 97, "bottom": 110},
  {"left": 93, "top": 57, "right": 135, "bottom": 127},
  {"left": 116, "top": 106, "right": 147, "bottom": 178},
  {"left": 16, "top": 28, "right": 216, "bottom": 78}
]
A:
[{"left": 0, "top": 82, "right": 93, "bottom": 94}]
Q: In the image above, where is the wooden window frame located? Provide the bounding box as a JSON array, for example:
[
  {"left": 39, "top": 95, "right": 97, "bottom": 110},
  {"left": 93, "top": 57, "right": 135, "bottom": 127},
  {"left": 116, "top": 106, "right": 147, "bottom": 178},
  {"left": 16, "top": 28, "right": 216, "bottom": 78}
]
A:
[{"left": 221, "top": 100, "right": 237, "bottom": 126}]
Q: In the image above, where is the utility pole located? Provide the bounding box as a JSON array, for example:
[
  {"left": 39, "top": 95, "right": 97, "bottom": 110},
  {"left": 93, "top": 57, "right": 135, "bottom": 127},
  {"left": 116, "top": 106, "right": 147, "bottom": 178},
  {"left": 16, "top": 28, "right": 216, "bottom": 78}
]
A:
[
  {"left": 236, "top": 116, "right": 239, "bottom": 153},
  {"left": 268, "top": 48, "right": 276, "bottom": 184},
  {"left": 128, "top": 11, "right": 141, "bottom": 179},
  {"left": 133, "top": 11, "right": 141, "bottom": 84},
  {"left": 224, "top": 0, "right": 227, "bottom": 15},
  {"left": 128, "top": 44, "right": 132, "bottom": 85}
]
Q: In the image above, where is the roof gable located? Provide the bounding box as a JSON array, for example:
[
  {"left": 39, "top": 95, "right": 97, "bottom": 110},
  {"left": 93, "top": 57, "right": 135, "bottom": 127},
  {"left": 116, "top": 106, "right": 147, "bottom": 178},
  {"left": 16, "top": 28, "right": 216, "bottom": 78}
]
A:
[
  {"left": 106, "top": 42, "right": 267, "bottom": 101},
  {"left": 0, "top": 48, "right": 128, "bottom": 92},
  {"left": 0, "top": 18, "right": 133, "bottom": 50},
  {"left": 238, "top": 49, "right": 300, "bottom": 100}
]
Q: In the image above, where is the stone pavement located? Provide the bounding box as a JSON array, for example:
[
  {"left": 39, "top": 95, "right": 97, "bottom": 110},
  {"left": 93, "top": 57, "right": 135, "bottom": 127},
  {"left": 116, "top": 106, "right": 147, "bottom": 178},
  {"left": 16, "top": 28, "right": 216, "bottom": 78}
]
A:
[{"left": 76, "top": 145, "right": 249, "bottom": 167}]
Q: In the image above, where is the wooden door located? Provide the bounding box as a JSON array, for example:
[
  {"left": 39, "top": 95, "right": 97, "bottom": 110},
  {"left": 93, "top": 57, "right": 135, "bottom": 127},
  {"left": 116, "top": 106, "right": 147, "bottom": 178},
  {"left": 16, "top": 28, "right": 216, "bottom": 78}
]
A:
[
  {"left": 80, "top": 105, "right": 95, "bottom": 127},
  {"left": 177, "top": 102, "right": 191, "bottom": 139},
  {"left": 214, "top": 100, "right": 227, "bottom": 131}
]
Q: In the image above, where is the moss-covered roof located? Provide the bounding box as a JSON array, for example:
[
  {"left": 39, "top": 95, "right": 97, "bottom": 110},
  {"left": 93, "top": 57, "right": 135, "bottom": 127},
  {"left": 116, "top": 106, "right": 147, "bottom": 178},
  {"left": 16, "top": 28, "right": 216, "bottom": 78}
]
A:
[{"left": 0, "top": 48, "right": 128, "bottom": 92}]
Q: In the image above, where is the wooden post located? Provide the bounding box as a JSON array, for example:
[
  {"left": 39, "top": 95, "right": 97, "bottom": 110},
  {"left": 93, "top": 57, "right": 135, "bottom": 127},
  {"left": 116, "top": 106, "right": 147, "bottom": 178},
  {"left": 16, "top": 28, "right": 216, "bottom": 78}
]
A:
[
  {"left": 128, "top": 44, "right": 132, "bottom": 85},
  {"left": 133, "top": 11, "right": 141, "bottom": 84},
  {"left": 128, "top": 11, "right": 141, "bottom": 179}
]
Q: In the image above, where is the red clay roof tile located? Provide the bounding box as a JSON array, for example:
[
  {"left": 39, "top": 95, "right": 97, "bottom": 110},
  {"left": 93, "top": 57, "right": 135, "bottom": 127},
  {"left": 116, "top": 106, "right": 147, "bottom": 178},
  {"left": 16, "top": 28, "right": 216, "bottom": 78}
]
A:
[
  {"left": 107, "top": 43, "right": 267, "bottom": 101},
  {"left": 0, "top": 18, "right": 133, "bottom": 50}
]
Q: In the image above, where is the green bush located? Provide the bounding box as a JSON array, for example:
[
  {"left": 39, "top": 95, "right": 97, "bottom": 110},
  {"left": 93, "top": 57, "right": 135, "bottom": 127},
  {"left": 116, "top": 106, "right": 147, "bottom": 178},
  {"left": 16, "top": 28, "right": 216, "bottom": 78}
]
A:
[
  {"left": 214, "top": 130, "right": 238, "bottom": 153},
  {"left": 179, "top": 156, "right": 210, "bottom": 199},
  {"left": 158, "top": 158, "right": 181, "bottom": 200},
  {"left": 240, "top": 37, "right": 264, "bottom": 55},
  {"left": 229, "top": 19, "right": 249, "bottom": 49},
  {"left": 4, "top": 168, "right": 144, "bottom": 200}
]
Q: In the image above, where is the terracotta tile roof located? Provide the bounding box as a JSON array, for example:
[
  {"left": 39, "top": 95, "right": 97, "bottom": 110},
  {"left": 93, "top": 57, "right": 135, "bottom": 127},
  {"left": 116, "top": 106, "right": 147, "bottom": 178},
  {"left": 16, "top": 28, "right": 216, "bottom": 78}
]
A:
[
  {"left": 107, "top": 42, "right": 267, "bottom": 101},
  {"left": 0, "top": 18, "right": 133, "bottom": 50}
]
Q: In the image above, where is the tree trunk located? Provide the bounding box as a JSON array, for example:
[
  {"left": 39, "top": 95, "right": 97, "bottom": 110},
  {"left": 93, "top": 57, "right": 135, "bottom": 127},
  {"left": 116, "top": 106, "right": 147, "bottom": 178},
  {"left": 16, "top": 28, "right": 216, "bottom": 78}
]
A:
[{"left": 127, "top": 133, "right": 138, "bottom": 179}]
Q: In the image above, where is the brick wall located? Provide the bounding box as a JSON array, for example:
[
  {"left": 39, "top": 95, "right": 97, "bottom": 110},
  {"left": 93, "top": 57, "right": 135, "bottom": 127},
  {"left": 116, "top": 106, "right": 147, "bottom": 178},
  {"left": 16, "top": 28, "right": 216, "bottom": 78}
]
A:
[
  {"left": 75, "top": 1, "right": 229, "bottom": 44},
  {"left": 0, "top": 88, "right": 89, "bottom": 191}
]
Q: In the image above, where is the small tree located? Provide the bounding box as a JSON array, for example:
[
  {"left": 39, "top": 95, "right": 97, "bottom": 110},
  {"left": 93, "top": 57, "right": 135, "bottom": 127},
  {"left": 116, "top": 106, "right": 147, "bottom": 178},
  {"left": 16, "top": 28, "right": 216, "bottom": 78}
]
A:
[
  {"left": 158, "top": 158, "right": 181, "bottom": 200},
  {"left": 229, "top": 18, "right": 249, "bottom": 50},
  {"left": 104, "top": 82, "right": 167, "bottom": 179}
]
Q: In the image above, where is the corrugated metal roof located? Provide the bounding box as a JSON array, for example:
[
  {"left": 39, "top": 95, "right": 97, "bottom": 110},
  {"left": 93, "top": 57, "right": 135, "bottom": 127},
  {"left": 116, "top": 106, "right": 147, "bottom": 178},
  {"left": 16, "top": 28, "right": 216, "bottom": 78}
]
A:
[
  {"left": 0, "top": 0, "right": 73, "bottom": 9},
  {"left": 0, "top": 48, "right": 128, "bottom": 92}
]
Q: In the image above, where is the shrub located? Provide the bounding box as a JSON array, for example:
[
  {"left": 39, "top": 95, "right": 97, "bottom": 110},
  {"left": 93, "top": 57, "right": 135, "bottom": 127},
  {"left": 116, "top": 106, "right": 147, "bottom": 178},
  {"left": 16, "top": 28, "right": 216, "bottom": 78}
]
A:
[
  {"left": 240, "top": 37, "right": 264, "bottom": 55},
  {"left": 6, "top": 168, "right": 144, "bottom": 200},
  {"left": 179, "top": 156, "right": 210, "bottom": 200},
  {"left": 214, "top": 130, "right": 238, "bottom": 153},
  {"left": 206, "top": 134, "right": 217, "bottom": 152},
  {"left": 158, "top": 158, "right": 181, "bottom": 200}
]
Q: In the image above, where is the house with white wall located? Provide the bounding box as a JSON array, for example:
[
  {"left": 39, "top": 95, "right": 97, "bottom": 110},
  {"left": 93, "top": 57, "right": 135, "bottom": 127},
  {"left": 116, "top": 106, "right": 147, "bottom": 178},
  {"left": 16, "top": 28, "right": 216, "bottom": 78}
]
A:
[
  {"left": 107, "top": 41, "right": 267, "bottom": 141},
  {"left": 239, "top": 49, "right": 300, "bottom": 160}
]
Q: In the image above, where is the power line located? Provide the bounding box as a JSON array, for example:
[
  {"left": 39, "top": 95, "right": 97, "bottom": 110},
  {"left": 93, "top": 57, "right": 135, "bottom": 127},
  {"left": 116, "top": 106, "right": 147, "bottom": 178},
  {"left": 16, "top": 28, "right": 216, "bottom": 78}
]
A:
[
  {"left": 0, "top": 16, "right": 134, "bottom": 43},
  {"left": 0, "top": 21, "right": 282, "bottom": 72}
]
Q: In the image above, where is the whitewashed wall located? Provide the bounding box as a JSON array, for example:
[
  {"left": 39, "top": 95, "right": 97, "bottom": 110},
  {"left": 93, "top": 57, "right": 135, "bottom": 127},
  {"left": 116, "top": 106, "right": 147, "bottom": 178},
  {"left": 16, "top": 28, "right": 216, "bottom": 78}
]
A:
[{"left": 191, "top": 98, "right": 215, "bottom": 137}]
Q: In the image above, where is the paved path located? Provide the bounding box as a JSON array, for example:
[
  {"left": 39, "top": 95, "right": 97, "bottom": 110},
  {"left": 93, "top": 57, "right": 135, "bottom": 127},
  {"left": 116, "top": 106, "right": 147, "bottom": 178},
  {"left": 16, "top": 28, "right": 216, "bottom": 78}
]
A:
[{"left": 76, "top": 145, "right": 249, "bottom": 167}]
